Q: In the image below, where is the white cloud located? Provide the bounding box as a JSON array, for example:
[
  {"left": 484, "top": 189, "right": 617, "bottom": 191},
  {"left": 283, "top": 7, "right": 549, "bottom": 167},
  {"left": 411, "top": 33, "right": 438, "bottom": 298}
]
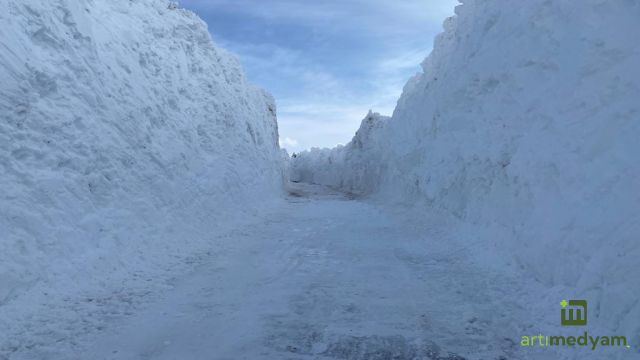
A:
[{"left": 279, "top": 136, "right": 299, "bottom": 149}]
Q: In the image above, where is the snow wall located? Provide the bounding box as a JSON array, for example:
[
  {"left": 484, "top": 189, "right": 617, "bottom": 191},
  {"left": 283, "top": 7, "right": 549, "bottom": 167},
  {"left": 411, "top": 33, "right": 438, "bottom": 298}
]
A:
[
  {"left": 291, "top": 111, "right": 390, "bottom": 195},
  {"left": 0, "top": 0, "right": 284, "bottom": 307},
  {"left": 292, "top": 0, "right": 640, "bottom": 341}
]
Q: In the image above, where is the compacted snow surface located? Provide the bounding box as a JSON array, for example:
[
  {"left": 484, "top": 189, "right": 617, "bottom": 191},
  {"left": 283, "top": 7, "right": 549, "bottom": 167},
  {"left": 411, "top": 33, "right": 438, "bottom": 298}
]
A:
[
  {"left": 3, "top": 183, "right": 636, "bottom": 359},
  {"left": 6, "top": 184, "right": 532, "bottom": 360}
]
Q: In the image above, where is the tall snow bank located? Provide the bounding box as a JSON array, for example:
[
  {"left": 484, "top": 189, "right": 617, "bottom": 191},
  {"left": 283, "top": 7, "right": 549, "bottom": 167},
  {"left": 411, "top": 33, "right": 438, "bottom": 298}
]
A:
[
  {"left": 291, "top": 111, "right": 389, "bottom": 195},
  {"left": 293, "top": 0, "right": 640, "bottom": 342},
  {"left": 0, "top": 0, "right": 283, "bottom": 308}
]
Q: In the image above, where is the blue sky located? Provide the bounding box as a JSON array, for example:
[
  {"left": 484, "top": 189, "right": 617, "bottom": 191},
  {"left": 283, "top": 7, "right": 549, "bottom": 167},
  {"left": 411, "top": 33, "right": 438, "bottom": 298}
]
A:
[{"left": 179, "top": 0, "right": 458, "bottom": 152}]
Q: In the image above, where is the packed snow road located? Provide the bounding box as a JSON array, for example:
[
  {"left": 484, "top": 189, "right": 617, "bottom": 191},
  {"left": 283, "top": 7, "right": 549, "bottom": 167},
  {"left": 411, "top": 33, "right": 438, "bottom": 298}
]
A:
[
  {"left": 77, "top": 183, "right": 531, "bottom": 360},
  {"left": 13, "top": 183, "right": 531, "bottom": 360}
]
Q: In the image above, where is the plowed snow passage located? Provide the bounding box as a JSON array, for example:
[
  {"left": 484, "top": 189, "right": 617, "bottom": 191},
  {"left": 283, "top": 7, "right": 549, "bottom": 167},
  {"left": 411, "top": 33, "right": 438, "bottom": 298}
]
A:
[{"left": 77, "top": 184, "right": 527, "bottom": 359}]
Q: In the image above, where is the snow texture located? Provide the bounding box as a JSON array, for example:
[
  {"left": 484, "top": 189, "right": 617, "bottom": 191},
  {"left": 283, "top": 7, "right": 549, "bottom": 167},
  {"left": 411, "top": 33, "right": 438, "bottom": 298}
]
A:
[
  {"left": 0, "top": 0, "right": 284, "bottom": 354},
  {"left": 291, "top": 111, "right": 390, "bottom": 195},
  {"left": 292, "top": 0, "right": 640, "bottom": 347}
]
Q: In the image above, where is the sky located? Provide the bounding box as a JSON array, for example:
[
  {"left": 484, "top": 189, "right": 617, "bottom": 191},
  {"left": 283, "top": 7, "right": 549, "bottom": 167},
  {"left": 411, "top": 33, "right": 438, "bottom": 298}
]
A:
[{"left": 179, "top": 0, "right": 458, "bottom": 152}]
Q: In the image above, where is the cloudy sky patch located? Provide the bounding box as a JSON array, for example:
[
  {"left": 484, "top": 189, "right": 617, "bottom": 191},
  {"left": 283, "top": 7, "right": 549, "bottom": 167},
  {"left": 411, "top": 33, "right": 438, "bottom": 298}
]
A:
[{"left": 180, "top": 0, "right": 457, "bottom": 151}]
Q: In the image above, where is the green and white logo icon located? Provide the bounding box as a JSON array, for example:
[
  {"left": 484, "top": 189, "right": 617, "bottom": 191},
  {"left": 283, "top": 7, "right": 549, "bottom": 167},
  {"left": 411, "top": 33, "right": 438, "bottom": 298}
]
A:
[
  {"left": 520, "top": 299, "right": 632, "bottom": 350},
  {"left": 561, "top": 299, "right": 587, "bottom": 326}
]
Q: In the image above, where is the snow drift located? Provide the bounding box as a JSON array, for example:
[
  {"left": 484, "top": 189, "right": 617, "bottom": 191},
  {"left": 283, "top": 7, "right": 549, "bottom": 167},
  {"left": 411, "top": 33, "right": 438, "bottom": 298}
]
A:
[
  {"left": 0, "top": 0, "right": 283, "bottom": 341},
  {"left": 292, "top": 0, "right": 640, "bottom": 345},
  {"left": 291, "top": 111, "right": 389, "bottom": 195}
]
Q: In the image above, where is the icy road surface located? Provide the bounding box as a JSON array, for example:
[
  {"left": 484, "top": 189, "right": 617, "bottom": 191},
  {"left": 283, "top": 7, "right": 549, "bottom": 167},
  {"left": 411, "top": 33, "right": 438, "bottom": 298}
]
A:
[{"left": 18, "top": 183, "right": 535, "bottom": 360}]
